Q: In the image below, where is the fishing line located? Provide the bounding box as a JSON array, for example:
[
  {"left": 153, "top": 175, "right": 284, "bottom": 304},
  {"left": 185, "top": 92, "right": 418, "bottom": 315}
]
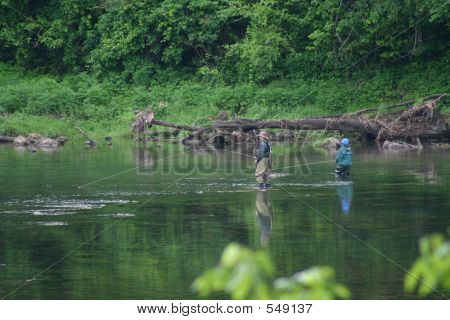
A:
[
  {"left": 277, "top": 159, "right": 335, "bottom": 171},
  {"left": 2, "top": 148, "right": 214, "bottom": 298},
  {"left": 225, "top": 149, "right": 336, "bottom": 173},
  {"left": 1, "top": 170, "right": 195, "bottom": 300},
  {"left": 225, "top": 148, "right": 447, "bottom": 297},
  {"left": 2, "top": 1, "right": 447, "bottom": 300},
  {"left": 273, "top": 183, "right": 449, "bottom": 299},
  {"left": 77, "top": 148, "right": 207, "bottom": 188}
]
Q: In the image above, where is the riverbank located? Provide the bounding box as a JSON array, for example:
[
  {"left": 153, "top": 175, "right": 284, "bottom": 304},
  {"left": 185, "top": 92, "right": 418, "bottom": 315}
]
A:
[
  {"left": 1, "top": 57, "right": 449, "bottom": 141},
  {"left": 0, "top": 113, "right": 133, "bottom": 141}
]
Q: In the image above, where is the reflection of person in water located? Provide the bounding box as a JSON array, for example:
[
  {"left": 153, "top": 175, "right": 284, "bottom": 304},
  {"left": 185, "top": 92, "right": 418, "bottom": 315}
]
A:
[
  {"left": 336, "top": 175, "right": 353, "bottom": 214},
  {"left": 256, "top": 190, "right": 274, "bottom": 245}
]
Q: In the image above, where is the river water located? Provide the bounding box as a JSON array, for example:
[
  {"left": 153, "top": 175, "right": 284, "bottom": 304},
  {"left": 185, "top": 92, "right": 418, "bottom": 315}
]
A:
[{"left": 0, "top": 141, "right": 449, "bottom": 299}]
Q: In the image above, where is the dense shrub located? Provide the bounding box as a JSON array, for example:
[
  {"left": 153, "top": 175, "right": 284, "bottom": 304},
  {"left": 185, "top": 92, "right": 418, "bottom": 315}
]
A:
[{"left": 0, "top": 55, "right": 448, "bottom": 126}]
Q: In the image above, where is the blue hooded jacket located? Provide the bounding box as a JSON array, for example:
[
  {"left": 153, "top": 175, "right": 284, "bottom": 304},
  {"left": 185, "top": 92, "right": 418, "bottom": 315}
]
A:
[{"left": 336, "top": 146, "right": 352, "bottom": 167}]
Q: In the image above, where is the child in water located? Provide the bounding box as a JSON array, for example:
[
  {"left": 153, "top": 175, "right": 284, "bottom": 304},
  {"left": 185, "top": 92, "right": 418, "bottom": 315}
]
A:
[{"left": 335, "top": 138, "right": 352, "bottom": 176}]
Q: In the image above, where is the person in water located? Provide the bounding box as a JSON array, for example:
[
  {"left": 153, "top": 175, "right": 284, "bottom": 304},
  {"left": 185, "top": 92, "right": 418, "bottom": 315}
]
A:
[
  {"left": 335, "top": 138, "right": 352, "bottom": 176},
  {"left": 255, "top": 131, "right": 272, "bottom": 190}
]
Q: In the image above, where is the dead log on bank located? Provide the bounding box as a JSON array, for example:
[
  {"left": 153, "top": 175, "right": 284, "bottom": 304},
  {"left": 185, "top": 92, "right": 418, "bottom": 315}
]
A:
[
  {"left": 351, "top": 94, "right": 447, "bottom": 116},
  {"left": 75, "top": 126, "right": 96, "bottom": 146},
  {"left": 212, "top": 117, "right": 380, "bottom": 135},
  {"left": 135, "top": 96, "right": 449, "bottom": 143},
  {"left": 0, "top": 136, "right": 14, "bottom": 143},
  {"left": 152, "top": 120, "right": 206, "bottom": 132}
]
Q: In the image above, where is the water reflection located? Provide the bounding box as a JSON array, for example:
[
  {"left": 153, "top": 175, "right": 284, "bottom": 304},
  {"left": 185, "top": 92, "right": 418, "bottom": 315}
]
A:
[
  {"left": 255, "top": 191, "right": 274, "bottom": 245},
  {"left": 135, "top": 147, "right": 155, "bottom": 175},
  {"left": 2, "top": 142, "right": 450, "bottom": 299},
  {"left": 336, "top": 175, "right": 353, "bottom": 214},
  {"left": 421, "top": 163, "right": 440, "bottom": 185},
  {"left": 405, "top": 163, "right": 441, "bottom": 185}
]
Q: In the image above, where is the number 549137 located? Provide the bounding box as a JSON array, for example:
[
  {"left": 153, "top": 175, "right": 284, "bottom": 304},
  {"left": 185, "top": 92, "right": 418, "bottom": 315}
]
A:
[{"left": 266, "top": 303, "right": 312, "bottom": 313}]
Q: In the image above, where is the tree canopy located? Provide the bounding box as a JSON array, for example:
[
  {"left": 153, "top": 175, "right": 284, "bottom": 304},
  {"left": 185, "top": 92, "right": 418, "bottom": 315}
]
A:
[{"left": 1, "top": 0, "right": 449, "bottom": 84}]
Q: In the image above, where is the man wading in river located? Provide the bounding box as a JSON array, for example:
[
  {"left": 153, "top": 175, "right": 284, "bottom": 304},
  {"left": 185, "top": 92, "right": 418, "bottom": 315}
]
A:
[{"left": 255, "top": 131, "right": 272, "bottom": 191}]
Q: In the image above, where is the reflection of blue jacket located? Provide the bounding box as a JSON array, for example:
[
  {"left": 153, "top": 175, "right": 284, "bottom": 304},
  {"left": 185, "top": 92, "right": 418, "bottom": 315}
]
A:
[
  {"left": 336, "top": 146, "right": 352, "bottom": 167},
  {"left": 337, "top": 183, "right": 353, "bottom": 214},
  {"left": 256, "top": 140, "right": 271, "bottom": 159}
]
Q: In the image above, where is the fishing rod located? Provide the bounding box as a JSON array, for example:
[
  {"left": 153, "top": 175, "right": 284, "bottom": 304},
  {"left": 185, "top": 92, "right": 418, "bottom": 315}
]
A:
[
  {"left": 276, "top": 159, "right": 335, "bottom": 171},
  {"left": 77, "top": 147, "right": 336, "bottom": 188},
  {"left": 78, "top": 148, "right": 210, "bottom": 188},
  {"left": 225, "top": 149, "right": 335, "bottom": 172}
]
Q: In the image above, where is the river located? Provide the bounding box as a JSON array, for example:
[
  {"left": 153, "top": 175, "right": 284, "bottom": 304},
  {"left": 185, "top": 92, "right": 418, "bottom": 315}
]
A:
[{"left": 0, "top": 141, "right": 449, "bottom": 299}]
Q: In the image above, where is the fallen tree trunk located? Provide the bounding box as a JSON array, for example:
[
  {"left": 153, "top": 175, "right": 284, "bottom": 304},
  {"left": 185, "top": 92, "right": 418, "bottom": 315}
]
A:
[
  {"left": 212, "top": 117, "right": 380, "bottom": 134},
  {"left": 148, "top": 116, "right": 381, "bottom": 134},
  {"left": 138, "top": 96, "right": 450, "bottom": 142},
  {"left": 0, "top": 136, "right": 14, "bottom": 143},
  {"left": 152, "top": 120, "right": 206, "bottom": 132},
  {"left": 352, "top": 94, "right": 447, "bottom": 115},
  {"left": 75, "top": 126, "right": 96, "bottom": 145}
]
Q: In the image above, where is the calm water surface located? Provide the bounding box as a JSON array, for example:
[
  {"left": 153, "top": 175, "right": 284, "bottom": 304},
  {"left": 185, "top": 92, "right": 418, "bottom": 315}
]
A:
[{"left": 0, "top": 141, "right": 449, "bottom": 299}]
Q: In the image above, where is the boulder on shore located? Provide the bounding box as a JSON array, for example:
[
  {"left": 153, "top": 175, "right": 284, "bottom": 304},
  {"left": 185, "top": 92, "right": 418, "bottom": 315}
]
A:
[
  {"left": 14, "top": 135, "right": 29, "bottom": 146},
  {"left": 12, "top": 133, "right": 65, "bottom": 151},
  {"left": 321, "top": 138, "right": 341, "bottom": 151},
  {"left": 39, "top": 138, "right": 60, "bottom": 148},
  {"left": 382, "top": 140, "right": 422, "bottom": 150}
]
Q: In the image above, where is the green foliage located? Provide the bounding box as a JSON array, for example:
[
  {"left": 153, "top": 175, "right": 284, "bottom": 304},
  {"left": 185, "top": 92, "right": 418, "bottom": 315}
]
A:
[
  {"left": 87, "top": 0, "right": 242, "bottom": 82},
  {"left": 1, "top": 1, "right": 448, "bottom": 83},
  {"left": 0, "top": 0, "right": 101, "bottom": 72},
  {"left": 305, "top": 0, "right": 450, "bottom": 68},
  {"left": 1, "top": 54, "right": 448, "bottom": 134},
  {"left": 273, "top": 266, "right": 351, "bottom": 300},
  {"left": 193, "top": 243, "right": 350, "bottom": 300},
  {"left": 222, "top": 1, "right": 291, "bottom": 84},
  {"left": 0, "top": 63, "right": 149, "bottom": 121},
  {"left": 405, "top": 231, "right": 450, "bottom": 297},
  {"left": 0, "top": 113, "right": 133, "bottom": 139}
]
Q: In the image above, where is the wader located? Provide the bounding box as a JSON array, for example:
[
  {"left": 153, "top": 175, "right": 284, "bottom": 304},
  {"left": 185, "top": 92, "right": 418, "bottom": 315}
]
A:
[{"left": 255, "top": 157, "right": 271, "bottom": 188}]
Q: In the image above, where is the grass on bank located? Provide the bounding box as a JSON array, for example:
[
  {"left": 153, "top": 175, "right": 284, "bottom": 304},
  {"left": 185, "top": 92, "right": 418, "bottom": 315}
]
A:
[
  {"left": 0, "top": 55, "right": 449, "bottom": 138},
  {"left": 0, "top": 113, "right": 134, "bottom": 140}
]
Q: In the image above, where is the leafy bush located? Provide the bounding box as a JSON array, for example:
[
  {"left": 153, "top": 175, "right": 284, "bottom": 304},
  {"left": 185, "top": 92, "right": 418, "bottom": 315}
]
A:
[
  {"left": 0, "top": 55, "right": 448, "bottom": 130},
  {"left": 193, "top": 243, "right": 350, "bottom": 300},
  {"left": 2, "top": 0, "right": 448, "bottom": 83},
  {"left": 405, "top": 230, "right": 450, "bottom": 297}
]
